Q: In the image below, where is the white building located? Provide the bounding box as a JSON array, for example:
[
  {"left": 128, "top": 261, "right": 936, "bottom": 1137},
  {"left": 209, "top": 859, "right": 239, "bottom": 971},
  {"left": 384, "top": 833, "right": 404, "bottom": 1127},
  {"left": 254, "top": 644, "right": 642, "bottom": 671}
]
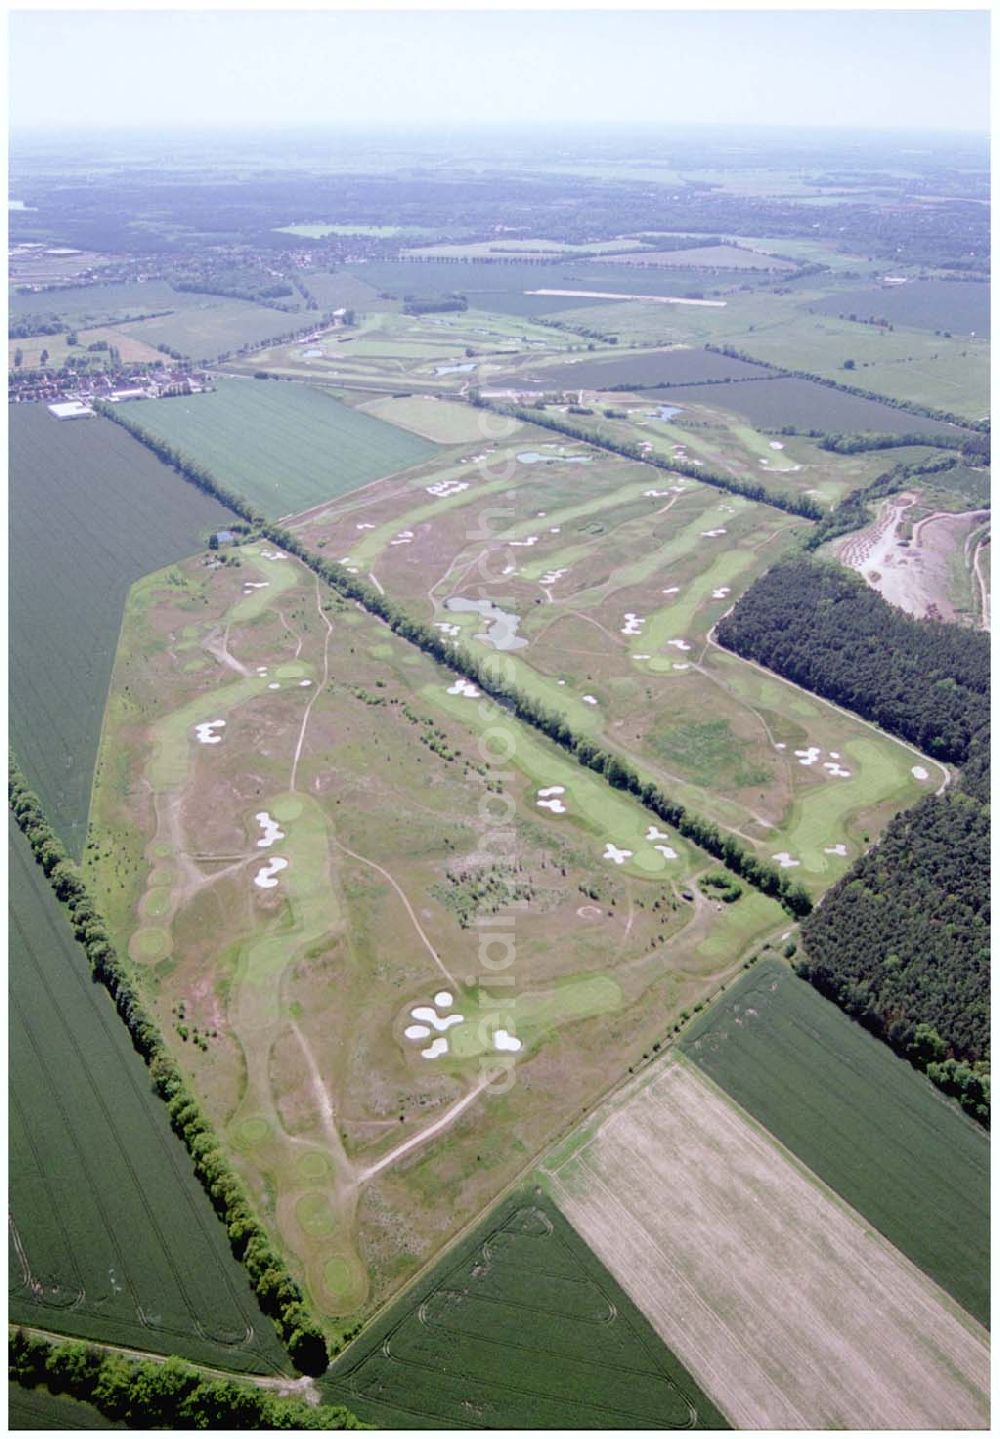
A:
[{"left": 47, "top": 400, "right": 94, "bottom": 420}]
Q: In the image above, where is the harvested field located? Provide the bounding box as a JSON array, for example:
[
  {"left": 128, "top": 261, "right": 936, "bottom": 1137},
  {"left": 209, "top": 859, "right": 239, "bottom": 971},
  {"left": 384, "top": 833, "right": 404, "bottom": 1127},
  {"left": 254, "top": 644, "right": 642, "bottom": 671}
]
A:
[
  {"left": 125, "top": 379, "right": 438, "bottom": 517},
  {"left": 9, "top": 820, "right": 285, "bottom": 1374},
  {"left": 9, "top": 404, "right": 234, "bottom": 855},
  {"left": 321, "top": 1190, "right": 727, "bottom": 1429},
  {"left": 680, "top": 958, "right": 990, "bottom": 1323},
  {"left": 546, "top": 1058, "right": 990, "bottom": 1430}
]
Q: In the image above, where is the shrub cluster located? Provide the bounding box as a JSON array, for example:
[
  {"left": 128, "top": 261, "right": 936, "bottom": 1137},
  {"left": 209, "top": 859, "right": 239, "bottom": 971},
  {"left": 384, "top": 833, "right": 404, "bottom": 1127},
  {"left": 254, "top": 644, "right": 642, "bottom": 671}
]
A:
[
  {"left": 8, "top": 757, "right": 329, "bottom": 1375},
  {"left": 9, "top": 1330, "right": 365, "bottom": 1429}
]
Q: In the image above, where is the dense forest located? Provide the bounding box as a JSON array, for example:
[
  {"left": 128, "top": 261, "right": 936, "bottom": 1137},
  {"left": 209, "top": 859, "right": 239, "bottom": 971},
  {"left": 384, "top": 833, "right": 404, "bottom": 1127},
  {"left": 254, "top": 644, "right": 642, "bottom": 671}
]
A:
[
  {"left": 799, "top": 781, "right": 989, "bottom": 1126},
  {"left": 715, "top": 557, "right": 989, "bottom": 763}
]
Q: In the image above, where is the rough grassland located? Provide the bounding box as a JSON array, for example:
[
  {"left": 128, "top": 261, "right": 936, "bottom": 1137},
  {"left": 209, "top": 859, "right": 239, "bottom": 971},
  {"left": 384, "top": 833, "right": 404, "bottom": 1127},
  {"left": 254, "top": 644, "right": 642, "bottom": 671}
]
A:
[
  {"left": 321, "top": 1189, "right": 727, "bottom": 1429},
  {"left": 125, "top": 380, "right": 438, "bottom": 517},
  {"left": 545, "top": 1058, "right": 990, "bottom": 1430},
  {"left": 679, "top": 958, "right": 990, "bottom": 1324},
  {"left": 9, "top": 404, "right": 234, "bottom": 856},
  {"left": 8, "top": 819, "right": 287, "bottom": 1374}
]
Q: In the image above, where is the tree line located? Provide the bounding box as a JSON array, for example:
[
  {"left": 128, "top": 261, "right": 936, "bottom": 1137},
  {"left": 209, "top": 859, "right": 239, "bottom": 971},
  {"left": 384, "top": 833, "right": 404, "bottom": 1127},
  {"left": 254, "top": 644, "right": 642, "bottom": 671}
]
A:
[
  {"left": 93, "top": 401, "right": 815, "bottom": 916},
  {"left": 716, "top": 556, "right": 989, "bottom": 763},
  {"left": 8, "top": 1330, "right": 366, "bottom": 1429},
  {"left": 705, "top": 343, "right": 989, "bottom": 434},
  {"left": 8, "top": 757, "right": 330, "bottom": 1376},
  {"left": 468, "top": 394, "right": 824, "bottom": 520}
]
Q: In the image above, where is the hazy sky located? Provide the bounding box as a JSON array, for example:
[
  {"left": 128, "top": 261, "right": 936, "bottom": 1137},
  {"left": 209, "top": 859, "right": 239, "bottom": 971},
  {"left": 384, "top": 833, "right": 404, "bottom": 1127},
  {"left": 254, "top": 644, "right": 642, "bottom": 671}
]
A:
[{"left": 9, "top": 8, "right": 990, "bottom": 133}]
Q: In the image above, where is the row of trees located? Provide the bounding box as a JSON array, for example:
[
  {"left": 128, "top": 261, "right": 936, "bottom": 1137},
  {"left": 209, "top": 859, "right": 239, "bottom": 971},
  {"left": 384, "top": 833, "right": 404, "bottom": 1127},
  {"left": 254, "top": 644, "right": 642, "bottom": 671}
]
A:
[
  {"left": 468, "top": 395, "right": 824, "bottom": 520},
  {"left": 8, "top": 757, "right": 330, "bottom": 1375},
  {"left": 798, "top": 785, "right": 989, "bottom": 1126},
  {"left": 705, "top": 343, "right": 989, "bottom": 434},
  {"left": 716, "top": 556, "right": 989, "bottom": 763},
  {"left": 95, "top": 402, "right": 814, "bottom": 917},
  {"left": 9, "top": 1330, "right": 365, "bottom": 1429}
]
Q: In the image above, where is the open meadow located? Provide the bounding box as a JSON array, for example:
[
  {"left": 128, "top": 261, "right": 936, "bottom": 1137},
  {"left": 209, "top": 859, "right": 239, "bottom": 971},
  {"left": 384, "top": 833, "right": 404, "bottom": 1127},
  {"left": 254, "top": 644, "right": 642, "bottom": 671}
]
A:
[
  {"left": 9, "top": 819, "right": 287, "bottom": 1374},
  {"left": 9, "top": 404, "right": 234, "bottom": 855},
  {"left": 125, "top": 379, "right": 439, "bottom": 517},
  {"left": 680, "top": 958, "right": 990, "bottom": 1323},
  {"left": 87, "top": 539, "right": 786, "bottom": 1332},
  {"left": 320, "top": 1189, "right": 727, "bottom": 1429},
  {"left": 289, "top": 421, "right": 942, "bottom": 896},
  {"left": 543, "top": 1056, "right": 990, "bottom": 1430}
]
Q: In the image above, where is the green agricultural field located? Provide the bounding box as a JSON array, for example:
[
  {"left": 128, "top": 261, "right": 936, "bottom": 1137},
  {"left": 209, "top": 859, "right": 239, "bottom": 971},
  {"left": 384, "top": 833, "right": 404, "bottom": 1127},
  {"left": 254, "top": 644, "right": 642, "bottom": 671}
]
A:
[
  {"left": 8, "top": 820, "right": 288, "bottom": 1373},
  {"left": 680, "top": 958, "right": 990, "bottom": 1324},
  {"left": 9, "top": 404, "right": 234, "bottom": 856},
  {"left": 125, "top": 379, "right": 438, "bottom": 517},
  {"left": 8, "top": 278, "right": 203, "bottom": 329},
  {"left": 7, "top": 1381, "right": 124, "bottom": 1431},
  {"left": 321, "top": 1189, "right": 728, "bottom": 1429},
  {"left": 114, "top": 298, "right": 310, "bottom": 363}
]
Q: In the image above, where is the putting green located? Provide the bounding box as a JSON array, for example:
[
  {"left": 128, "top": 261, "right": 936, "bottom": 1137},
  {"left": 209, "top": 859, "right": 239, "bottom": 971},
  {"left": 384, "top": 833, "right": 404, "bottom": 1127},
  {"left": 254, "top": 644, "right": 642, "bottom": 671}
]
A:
[
  {"left": 296, "top": 1192, "right": 337, "bottom": 1238},
  {"left": 234, "top": 1116, "right": 271, "bottom": 1149},
  {"left": 141, "top": 887, "right": 172, "bottom": 919},
  {"left": 131, "top": 927, "right": 170, "bottom": 961},
  {"left": 276, "top": 662, "right": 310, "bottom": 679},
  {"left": 297, "top": 1150, "right": 332, "bottom": 1182},
  {"left": 270, "top": 794, "right": 304, "bottom": 822}
]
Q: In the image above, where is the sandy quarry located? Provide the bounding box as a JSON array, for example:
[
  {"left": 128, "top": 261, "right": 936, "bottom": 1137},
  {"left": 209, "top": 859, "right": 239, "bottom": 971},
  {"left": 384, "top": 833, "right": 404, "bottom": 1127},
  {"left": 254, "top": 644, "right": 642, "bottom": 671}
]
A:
[{"left": 837, "top": 493, "right": 989, "bottom": 624}]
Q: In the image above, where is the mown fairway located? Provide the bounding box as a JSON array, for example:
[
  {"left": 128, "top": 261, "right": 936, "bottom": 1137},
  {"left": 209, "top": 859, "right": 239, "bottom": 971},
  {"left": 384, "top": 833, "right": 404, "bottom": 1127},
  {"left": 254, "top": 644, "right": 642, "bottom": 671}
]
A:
[
  {"left": 9, "top": 405, "right": 234, "bottom": 856},
  {"left": 679, "top": 958, "right": 990, "bottom": 1323},
  {"left": 545, "top": 1058, "right": 990, "bottom": 1430},
  {"left": 126, "top": 379, "right": 438, "bottom": 517},
  {"left": 8, "top": 819, "right": 287, "bottom": 1374},
  {"left": 321, "top": 1189, "right": 727, "bottom": 1429}
]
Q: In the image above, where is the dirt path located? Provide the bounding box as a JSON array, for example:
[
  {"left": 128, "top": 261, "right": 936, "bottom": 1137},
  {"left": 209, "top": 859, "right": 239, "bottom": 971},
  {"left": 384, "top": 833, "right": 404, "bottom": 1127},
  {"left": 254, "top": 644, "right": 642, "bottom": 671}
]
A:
[
  {"left": 355, "top": 1074, "right": 493, "bottom": 1184},
  {"left": 289, "top": 575, "right": 333, "bottom": 792},
  {"left": 289, "top": 1020, "right": 353, "bottom": 1178},
  {"left": 973, "top": 535, "right": 990, "bottom": 630},
  {"left": 11, "top": 1324, "right": 316, "bottom": 1396},
  {"left": 202, "top": 624, "right": 251, "bottom": 677},
  {"left": 332, "top": 837, "right": 458, "bottom": 988}
]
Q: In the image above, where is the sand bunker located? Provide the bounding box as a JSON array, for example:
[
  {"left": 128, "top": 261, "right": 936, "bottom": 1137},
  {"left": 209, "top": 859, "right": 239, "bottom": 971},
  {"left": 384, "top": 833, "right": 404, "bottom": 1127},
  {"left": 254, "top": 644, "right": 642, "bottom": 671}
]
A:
[
  {"left": 662, "top": 585, "right": 681, "bottom": 595},
  {"left": 538, "top": 798, "right": 567, "bottom": 813},
  {"left": 510, "top": 535, "right": 539, "bottom": 547},
  {"left": 622, "top": 613, "right": 645, "bottom": 635},
  {"left": 604, "top": 843, "right": 633, "bottom": 865},
  {"left": 421, "top": 1038, "right": 449, "bottom": 1059},
  {"left": 447, "top": 678, "right": 480, "bottom": 698},
  {"left": 549, "top": 527, "right": 561, "bottom": 534},
  {"left": 299, "top": 679, "right": 312, "bottom": 687},
  {"left": 256, "top": 666, "right": 268, "bottom": 676},
  {"left": 667, "top": 639, "right": 692, "bottom": 651},
  {"left": 427, "top": 479, "right": 468, "bottom": 498},
  {"left": 672, "top": 663, "right": 691, "bottom": 671},
  {"left": 537, "top": 785, "right": 567, "bottom": 810},
  {"left": 255, "top": 811, "right": 285, "bottom": 849},
  {"left": 644, "top": 488, "right": 671, "bottom": 499},
  {"left": 772, "top": 852, "right": 800, "bottom": 869},
  {"left": 912, "top": 765, "right": 929, "bottom": 781},
  {"left": 260, "top": 549, "right": 287, "bottom": 561},
  {"left": 268, "top": 682, "right": 281, "bottom": 690},
  {"left": 494, "top": 1029, "right": 522, "bottom": 1053},
  {"left": 405, "top": 1023, "right": 431, "bottom": 1040},
  {"left": 712, "top": 587, "right": 732, "bottom": 600},
  {"left": 653, "top": 843, "right": 678, "bottom": 859},
  {"left": 194, "top": 719, "right": 226, "bottom": 745},
  {"left": 824, "top": 844, "right": 849, "bottom": 857},
  {"left": 356, "top": 522, "right": 375, "bottom": 530},
  {"left": 701, "top": 528, "right": 727, "bottom": 538},
  {"left": 770, "top": 441, "right": 785, "bottom": 450},
  {"left": 540, "top": 567, "right": 569, "bottom": 585},
  {"left": 582, "top": 694, "right": 598, "bottom": 705},
  {"left": 243, "top": 581, "right": 269, "bottom": 591},
  {"left": 411, "top": 1005, "right": 464, "bottom": 1032},
  {"left": 434, "top": 990, "right": 454, "bottom": 1009},
  {"left": 254, "top": 856, "right": 289, "bottom": 889},
  {"left": 435, "top": 621, "right": 462, "bottom": 636},
  {"left": 774, "top": 742, "right": 786, "bottom": 750}
]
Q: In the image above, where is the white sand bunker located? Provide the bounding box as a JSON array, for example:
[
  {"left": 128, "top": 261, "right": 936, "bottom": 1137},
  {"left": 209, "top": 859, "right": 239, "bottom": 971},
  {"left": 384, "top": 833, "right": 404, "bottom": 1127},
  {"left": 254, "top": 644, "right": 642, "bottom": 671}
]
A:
[
  {"left": 356, "top": 521, "right": 375, "bottom": 530},
  {"left": 672, "top": 663, "right": 691, "bottom": 671},
  {"left": 795, "top": 744, "right": 850, "bottom": 778},
  {"left": 539, "top": 786, "right": 565, "bottom": 798},
  {"left": 662, "top": 585, "right": 681, "bottom": 595},
  {"left": 502, "top": 564, "right": 516, "bottom": 577},
  {"left": 421, "top": 1038, "right": 449, "bottom": 1060},
  {"left": 405, "top": 1024, "right": 431, "bottom": 1040},
  {"left": 254, "top": 856, "right": 288, "bottom": 889},
  {"left": 434, "top": 990, "right": 454, "bottom": 1009},
  {"left": 582, "top": 694, "right": 598, "bottom": 705},
  {"left": 549, "top": 527, "right": 561, "bottom": 534},
  {"left": 912, "top": 765, "right": 929, "bottom": 781},
  {"left": 268, "top": 682, "right": 281, "bottom": 690},
  {"left": 772, "top": 852, "right": 800, "bottom": 869},
  {"left": 823, "top": 761, "right": 852, "bottom": 778},
  {"left": 260, "top": 549, "right": 287, "bottom": 561},
  {"left": 390, "top": 530, "right": 414, "bottom": 546},
  {"left": 712, "top": 587, "right": 732, "bottom": 600},
  {"left": 538, "top": 785, "right": 567, "bottom": 811},
  {"left": 621, "top": 613, "right": 645, "bottom": 635},
  {"left": 654, "top": 844, "right": 678, "bottom": 859},
  {"left": 634, "top": 652, "right": 651, "bottom": 660},
  {"left": 774, "top": 742, "right": 786, "bottom": 750},
  {"left": 243, "top": 581, "right": 269, "bottom": 591},
  {"left": 701, "top": 528, "right": 727, "bottom": 538},
  {"left": 537, "top": 795, "right": 567, "bottom": 813},
  {"left": 510, "top": 535, "right": 539, "bottom": 548},
  {"left": 646, "top": 825, "right": 670, "bottom": 841},
  {"left": 604, "top": 843, "right": 633, "bottom": 865},
  {"left": 795, "top": 747, "right": 822, "bottom": 766},
  {"left": 299, "top": 679, "right": 312, "bottom": 687},
  {"left": 494, "top": 1029, "right": 522, "bottom": 1053},
  {"left": 824, "top": 843, "right": 848, "bottom": 857},
  {"left": 667, "top": 639, "right": 692, "bottom": 651},
  {"left": 644, "top": 488, "right": 671, "bottom": 498},
  {"left": 427, "top": 479, "right": 468, "bottom": 497},
  {"left": 447, "top": 678, "right": 480, "bottom": 698},
  {"left": 435, "top": 621, "right": 462, "bottom": 636},
  {"left": 540, "top": 567, "right": 568, "bottom": 585},
  {"left": 770, "top": 441, "right": 785, "bottom": 450},
  {"left": 256, "top": 666, "right": 268, "bottom": 676},
  {"left": 194, "top": 719, "right": 226, "bottom": 745},
  {"left": 411, "top": 1005, "right": 463, "bottom": 1032},
  {"left": 255, "top": 811, "right": 285, "bottom": 849}
]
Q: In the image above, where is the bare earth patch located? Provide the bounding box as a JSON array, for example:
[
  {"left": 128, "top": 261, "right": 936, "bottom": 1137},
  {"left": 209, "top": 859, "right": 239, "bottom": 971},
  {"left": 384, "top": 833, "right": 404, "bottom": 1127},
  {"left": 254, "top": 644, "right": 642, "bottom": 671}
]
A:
[{"left": 545, "top": 1058, "right": 989, "bottom": 1430}]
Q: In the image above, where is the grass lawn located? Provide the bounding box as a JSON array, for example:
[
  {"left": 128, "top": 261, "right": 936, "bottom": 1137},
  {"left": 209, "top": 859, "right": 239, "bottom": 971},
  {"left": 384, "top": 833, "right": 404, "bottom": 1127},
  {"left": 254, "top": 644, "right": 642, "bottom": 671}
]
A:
[{"left": 680, "top": 957, "right": 990, "bottom": 1324}]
